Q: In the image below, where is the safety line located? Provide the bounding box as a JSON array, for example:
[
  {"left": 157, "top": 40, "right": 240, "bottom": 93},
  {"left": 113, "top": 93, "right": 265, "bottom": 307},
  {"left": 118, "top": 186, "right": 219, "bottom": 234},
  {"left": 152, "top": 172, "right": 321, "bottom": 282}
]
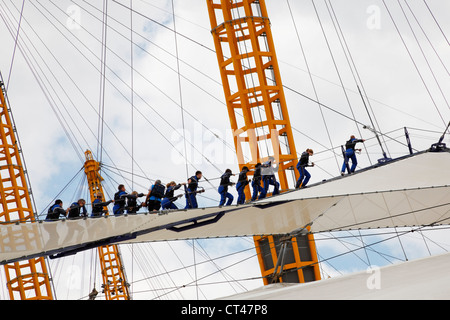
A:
[{"left": 5, "top": 0, "right": 25, "bottom": 90}]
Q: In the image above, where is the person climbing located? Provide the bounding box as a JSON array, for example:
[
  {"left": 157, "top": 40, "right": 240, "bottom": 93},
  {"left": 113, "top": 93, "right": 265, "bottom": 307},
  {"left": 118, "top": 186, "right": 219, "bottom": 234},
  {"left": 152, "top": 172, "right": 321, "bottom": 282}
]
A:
[
  {"left": 218, "top": 169, "right": 234, "bottom": 206},
  {"left": 125, "top": 191, "right": 145, "bottom": 214},
  {"left": 145, "top": 180, "right": 165, "bottom": 212},
  {"left": 236, "top": 166, "right": 249, "bottom": 204},
  {"left": 259, "top": 156, "right": 280, "bottom": 199},
  {"left": 296, "top": 149, "right": 314, "bottom": 189},
  {"left": 113, "top": 184, "right": 127, "bottom": 215},
  {"left": 45, "top": 199, "right": 68, "bottom": 221},
  {"left": 91, "top": 193, "right": 114, "bottom": 217},
  {"left": 185, "top": 171, "right": 203, "bottom": 209},
  {"left": 251, "top": 162, "right": 263, "bottom": 201},
  {"left": 161, "top": 181, "right": 185, "bottom": 210},
  {"left": 341, "top": 135, "right": 365, "bottom": 175},
  {"left": 67, "top": 199, "right": 88, "bottom": 219}
]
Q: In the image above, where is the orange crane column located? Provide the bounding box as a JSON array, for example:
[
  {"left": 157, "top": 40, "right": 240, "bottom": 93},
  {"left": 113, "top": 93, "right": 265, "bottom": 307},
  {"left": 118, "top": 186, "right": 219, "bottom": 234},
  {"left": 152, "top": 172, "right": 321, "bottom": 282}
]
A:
[
  {"left": 0, "top": 80, "right": 53, "bottom": 299},
  {"left": 207, "top": 0, "right": 321, "bottom": 284},
  {"left": 84, "top": 150, "right": 130, "bottom": 300}
]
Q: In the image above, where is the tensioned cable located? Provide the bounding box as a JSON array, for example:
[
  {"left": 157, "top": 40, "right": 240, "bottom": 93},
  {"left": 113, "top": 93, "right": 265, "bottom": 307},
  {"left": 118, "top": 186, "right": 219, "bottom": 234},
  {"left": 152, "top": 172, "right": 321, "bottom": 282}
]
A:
[
  {"left": 280, "top": 58, "right": 444, "bottom": 130},
  {"left": 45, "top": 0, "right": 223, "bottom": 179},
  {"left": 110, "top": 0, "right": 436, "bottom": 161},
  {"left": 403, "top": 1, "right": 449, "bottom": 77},
  {"left": 29, "top": 0, "right": 165, "bottom": 187},
  {"left": 312, "top": 0, "right": 383, "bottom": 162},
  {"left": 3, "top": 0, "right": 145, "bottom": 198},
  {"left": 287, "top": 0, "right": 340, "bottom": 170},
  {"left": 318, "top": 230, "right": 397, "bottom": 265},
  {"left": 380, "top": 192, "right": 408, "bottom": 261},
  {"left": 284, "top": 206, "right": 450, "bottom": 278},
  {"left": 2, "top": 1, "right": 148, "bottom": 211},
  {"left": 421, "top": 0, "right": 449, "bottom": 46},
  {"left": 130, "top": 244, "right": 257, "bottom": 285},
  {"left": 166, "top": 241, "right": 208, "bottom": 298},
  {"left": 73, "top": 0, "right": 409, "bottom": 170},
  {"left": 0, "top": 1, "right": 372, "bottom": 298},
  {"left": 171, "top": 0, "right": 189, "bottom": 179},
  {"left": 314, "top": 225, "right": 450, "bottom": 243},
  {"left": 397, "top": 0, "right": 450, "bottom": 111},
  {"left": 0, "top": 4, "right": 84, "bottom": 163},
  {"left": 35, "top": 167, "right": 84, "bottom": 219},
  {"left": 80, "top": 0, "right": 448, "bottom": 154},
  {"left": 5, "top": 0, "right": 25, "bottom": 91},
  {"left": 320, "top": 201, "right": 450, "bottom": 234},
  {"left": 130, "top": 0, "right": 134, "bottom": 191},
  {"left": 3, "top": 0, "right": 107, "bottom": 163},
  {"left": 325, "top": 0, "right": 386, "bottom": 162},
  {"left": 74, "top": 0, "right": 240, "bottom": 159},
  {"left": 127, "top": 244, "right": 175, "bottom": 300},
  {"left": 313, "top": 226, "right": 450, "bottom": 264},
  {"left": 97, "top": 0, "right": 108, "bottom": 165},
  {"left": 76, "top": 0, "right": 337, "bottom": 165},
  {"left": 108, "top": 1, "right": 349, "bottom": 160},
  {"left": 189, "top": 239, "right": 246, "bottom": 294},
  {"left": 153, "top": 249, "right": 257, "bottom": 300},
  {"left": 5, "top": 0, "right": 422, "bottom": 198},
  {"left": 4, "top": 0, "right": 442, "bottom": 224},
  {"left": 36, "top": 0, "right": 150, "bottom": 170},
  {"left": 381, "top": 0, "right": 447, "bottom": 127},
  {"left": 145, "top": 241, "right": 187, "bottom": 300},
  {"left": 2, "top": 0, "right": 432, "bottom": 195},
  {"left": 0, "top": 69, "right": 40, "bottom": 220},
  {"left": 4, "top": 1, "right": 107, "bottom": 156},
  {"left": 78, "top": 2, "right": 299, "bottom": 172}
]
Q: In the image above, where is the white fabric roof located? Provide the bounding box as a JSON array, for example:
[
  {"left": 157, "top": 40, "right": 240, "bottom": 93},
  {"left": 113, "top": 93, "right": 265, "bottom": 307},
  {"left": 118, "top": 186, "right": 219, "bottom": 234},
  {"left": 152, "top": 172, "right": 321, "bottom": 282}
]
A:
[
  {"left": 1, "top": 150, "right": 449, "bottom": 264},
  {"left": 218, "top": 252, "right": 450, "bottom": 300}
]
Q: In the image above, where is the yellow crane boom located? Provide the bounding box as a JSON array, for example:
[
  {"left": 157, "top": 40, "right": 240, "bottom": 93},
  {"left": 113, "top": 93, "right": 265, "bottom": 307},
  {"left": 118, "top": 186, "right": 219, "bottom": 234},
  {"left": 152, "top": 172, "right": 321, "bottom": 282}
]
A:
[
  {"left": 84, "top": 150, "right": 130, "bottom": 300},
  {"left": 0, "top": 79, "right": 53, "bottom": 300},
  {"left": 207, "top": 0, "right": 321, "bottom": 284}
]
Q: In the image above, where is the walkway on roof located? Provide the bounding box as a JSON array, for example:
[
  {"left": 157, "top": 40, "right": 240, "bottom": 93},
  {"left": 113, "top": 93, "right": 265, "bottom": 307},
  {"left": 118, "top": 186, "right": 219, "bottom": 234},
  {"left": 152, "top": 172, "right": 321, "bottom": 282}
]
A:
[{"left": 1, "top": 149, "right": 450, "bottom": 265}]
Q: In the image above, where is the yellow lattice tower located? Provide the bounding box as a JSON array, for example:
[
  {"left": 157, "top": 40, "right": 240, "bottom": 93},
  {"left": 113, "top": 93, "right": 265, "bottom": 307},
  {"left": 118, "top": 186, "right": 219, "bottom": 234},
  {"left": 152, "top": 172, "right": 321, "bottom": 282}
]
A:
[
  {"left": 207, "top": 0, "right": 321, "bottom": 284},
  {"left": 0, "top": 79, "right": 53, "bottom": 300},
  {"left": 84, "top": 150, "right": 130, "bottom": 300}
]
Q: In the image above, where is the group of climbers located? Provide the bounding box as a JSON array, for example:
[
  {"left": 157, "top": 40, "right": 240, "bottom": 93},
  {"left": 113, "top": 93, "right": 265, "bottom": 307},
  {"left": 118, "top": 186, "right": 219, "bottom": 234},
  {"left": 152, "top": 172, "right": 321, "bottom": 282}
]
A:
[
  {"left": 44, "top": 171, "right": 205, "bottom": 220},
  {"left": 217, "top": 135, "right": 365, "bottom": 205},
  {"left": 45, "top": 198, "right": 88, "bottom": 221},
  {"left": 45, "top": 135, "right": 365, "bottom": 220},
  {"left": 217, "top": 156, "right": 280, "bottom": 206}
]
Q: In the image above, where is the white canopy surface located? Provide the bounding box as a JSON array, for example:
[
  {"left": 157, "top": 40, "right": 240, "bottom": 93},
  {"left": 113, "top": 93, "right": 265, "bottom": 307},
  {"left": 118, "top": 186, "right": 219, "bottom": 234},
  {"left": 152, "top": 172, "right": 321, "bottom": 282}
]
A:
[
  {"left": 1, "top": 150, "right": 449, "bottom": 264},
  {"left": 219, "top": 252, "right": 450, "bottom": 300}
]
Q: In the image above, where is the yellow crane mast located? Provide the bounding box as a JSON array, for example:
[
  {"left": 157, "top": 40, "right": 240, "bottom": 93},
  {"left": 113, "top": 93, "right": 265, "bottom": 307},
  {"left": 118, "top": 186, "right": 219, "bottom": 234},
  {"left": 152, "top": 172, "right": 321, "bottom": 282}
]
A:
[
  {"left": 207, "top": 0, "right": 321, "bottom": 284},
  {"left": 0, "top": 79, "right": 53, "bottom": 300},
  {"left": 84, "top": 150, "right": 130, "bottom": 300}
]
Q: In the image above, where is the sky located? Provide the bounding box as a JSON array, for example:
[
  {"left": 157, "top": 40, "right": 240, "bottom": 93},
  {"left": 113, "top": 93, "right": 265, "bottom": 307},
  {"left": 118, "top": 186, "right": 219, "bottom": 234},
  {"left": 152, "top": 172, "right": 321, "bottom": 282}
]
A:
[{"left": 0, "top": 0, "right": 449, "bottom": 300}]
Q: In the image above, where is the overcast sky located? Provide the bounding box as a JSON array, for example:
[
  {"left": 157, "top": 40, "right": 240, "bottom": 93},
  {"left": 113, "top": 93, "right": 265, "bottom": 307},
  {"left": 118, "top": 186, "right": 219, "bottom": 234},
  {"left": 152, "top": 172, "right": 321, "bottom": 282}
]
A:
[{"left": 0, "top": 0, "right": 449, "bottom": 300}]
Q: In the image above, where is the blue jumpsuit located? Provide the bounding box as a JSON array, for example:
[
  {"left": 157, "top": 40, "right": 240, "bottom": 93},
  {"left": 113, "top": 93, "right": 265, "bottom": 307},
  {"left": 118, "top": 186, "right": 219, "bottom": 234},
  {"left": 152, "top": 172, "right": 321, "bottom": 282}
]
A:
[
  {"left": 259, "top": 160, "right": 279, "bottom": 199},
  {"left": 185, "top": 176, "right": 200, "bottom": 209},
  {"left": 341, "top": 138, "right": 364, "bottom": 173},
  {"left": 236, "top": 169, "right": 249, "bottom": 204},
  {"left": 162, "top": 184, "right": 182, "bottom": 210},
  {"left": 113, "top": 190, "right": 127, "bottom": 215},
  {"left": 218, "top": 172, "right": 234, "bottom": 206},
  {"left": 296, "top": 151, "right": 312, "bottom": 188},
  {"left": 251, "top": 164, "right": 263, "bottom": 201}
]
